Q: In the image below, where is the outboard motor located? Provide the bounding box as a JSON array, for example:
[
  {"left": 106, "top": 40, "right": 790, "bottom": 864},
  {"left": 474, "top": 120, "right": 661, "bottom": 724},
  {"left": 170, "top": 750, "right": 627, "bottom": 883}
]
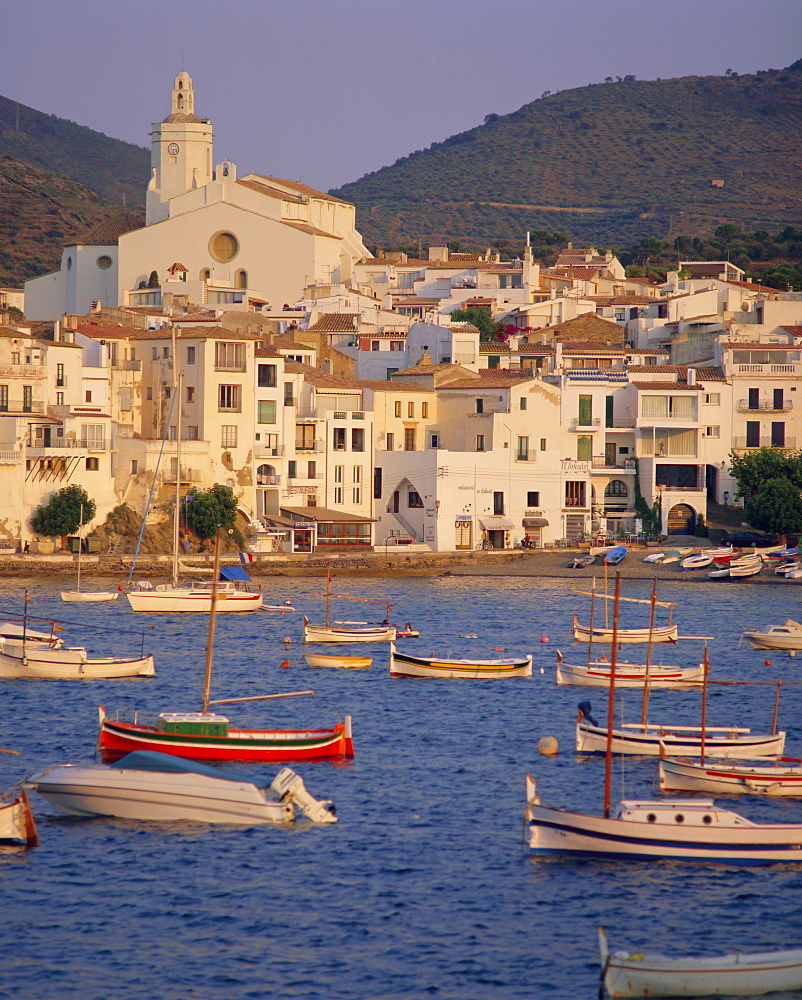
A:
[
  {"left": 269, "top": 767, "right": 338, "bottom": 824},
  {"left": 577, "top": 701, "right": 599, "bottom": 726}
]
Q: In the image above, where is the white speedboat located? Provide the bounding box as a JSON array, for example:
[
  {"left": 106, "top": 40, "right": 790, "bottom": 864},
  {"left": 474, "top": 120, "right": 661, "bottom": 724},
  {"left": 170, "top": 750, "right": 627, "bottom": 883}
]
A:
[
  {"left": 743, "top": 619, "right": 802, "bottom": 651},
  {"left": 599, "top": 926, "right": 802, "bottom": 998},
  {"left": 30, "top": 751, "right": 337, "bottom": 825}
]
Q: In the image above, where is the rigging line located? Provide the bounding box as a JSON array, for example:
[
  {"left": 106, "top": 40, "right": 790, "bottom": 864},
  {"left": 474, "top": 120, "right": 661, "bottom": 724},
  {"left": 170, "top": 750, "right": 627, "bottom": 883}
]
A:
[
  {"left": 0, "top": 609, "right": 153, "bottom": 639},
  {"left": 127, "top": 388, "right": 179, "bottom": 585}
]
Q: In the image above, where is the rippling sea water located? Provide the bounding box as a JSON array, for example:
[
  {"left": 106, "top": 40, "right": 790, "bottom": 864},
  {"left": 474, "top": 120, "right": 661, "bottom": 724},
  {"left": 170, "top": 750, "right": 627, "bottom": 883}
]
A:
[{"left": 2, "top": 571, "right": 802, "bottom": 999}]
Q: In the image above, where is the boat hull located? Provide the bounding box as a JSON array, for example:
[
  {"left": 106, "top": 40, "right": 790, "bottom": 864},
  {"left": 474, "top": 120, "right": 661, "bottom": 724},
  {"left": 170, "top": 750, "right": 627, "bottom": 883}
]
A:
[
  {"left": 556, "top": 660, "right": 703, "bottom": 688},
  {"left": 0, "top": 789, "right": 38, "bottom": 846},
  {"left": 0, "top": 646, "right": 155, "bottom": 679},
  {"left": 126, "top": 587, "right": 263, "bottom": 613},
  {"left": 303, "top": 653, "right": 373, "bottom": 669},
  {"left": 303, "top": 620, "right": 395, "bottom": 643},
  {"left": 34, "top": 764, "right": 294, "bottom": 825},
  {"left": 572, "top": 615, "right": 679, "bottom": 644},
  {"left": 60, "top": 591, "right": 119, "bottom": 603},
  {"left": 576, "top": 722, "right": 785, "bottom": 759},
  {"left": 659, "top": 757, "right": 802, "bottom": 796},
  {"left": 98, "top": 712, "right": 354, "bottom": 763},
  {"left": 390, "top": 644, "right": 532, "bottom": 679},
  {"left": 743, "top": 620, "right": 802, "bottom": 651}
]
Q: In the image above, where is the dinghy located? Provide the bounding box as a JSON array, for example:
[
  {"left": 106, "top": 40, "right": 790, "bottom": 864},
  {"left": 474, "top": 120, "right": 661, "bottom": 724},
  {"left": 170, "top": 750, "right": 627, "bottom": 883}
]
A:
[
  {"left": 303, "top": 652, "right": 373, "bottom": 670},
  {"left": 680, "top": 553, "right": 714, "bottom": 571},
  {"left": 389, "top": 643, "right": 532, "bottom": 679}
]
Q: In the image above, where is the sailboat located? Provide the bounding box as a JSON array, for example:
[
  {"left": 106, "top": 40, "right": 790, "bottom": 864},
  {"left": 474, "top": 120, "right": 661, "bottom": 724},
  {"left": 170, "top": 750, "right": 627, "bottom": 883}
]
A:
[
  {"left": 303, "top": 575, "right": 396, "bottom": 643},
  {"left": 125, "top": 381, "right": 262, "bottom": 613},
  {"left": 571, "top": 583, "right": 679, "bottom": 643},
  {"left": 99, "top": 531, "right": 352, "bottom": 763},
  {"left": 60, "top": 506, "right": 118, "bottom": 603},
  {"left": 526, "top": 574, "right": 802, "bottom": 864}
]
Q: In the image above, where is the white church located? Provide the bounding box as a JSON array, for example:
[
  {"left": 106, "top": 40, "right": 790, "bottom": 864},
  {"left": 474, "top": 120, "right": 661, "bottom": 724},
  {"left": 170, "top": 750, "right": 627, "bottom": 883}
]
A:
[{"left": 25, "top": 72, "right": 369, "bottom": 320}]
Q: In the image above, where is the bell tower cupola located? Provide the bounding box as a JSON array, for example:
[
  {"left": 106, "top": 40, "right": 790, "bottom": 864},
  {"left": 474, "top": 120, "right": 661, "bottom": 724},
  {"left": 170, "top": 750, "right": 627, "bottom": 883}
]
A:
[{"left": 146, "top": 71, "right": 214, "bottom": 225}]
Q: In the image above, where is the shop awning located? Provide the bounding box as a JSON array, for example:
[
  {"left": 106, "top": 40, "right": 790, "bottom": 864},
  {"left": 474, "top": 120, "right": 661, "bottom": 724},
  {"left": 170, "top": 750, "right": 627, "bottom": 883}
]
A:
[
  {"left": 479, "top": 517, "right": 515, "bottom": 531},
  {"left": 522, "top": 517, "right": 549, "bottom": 528}
]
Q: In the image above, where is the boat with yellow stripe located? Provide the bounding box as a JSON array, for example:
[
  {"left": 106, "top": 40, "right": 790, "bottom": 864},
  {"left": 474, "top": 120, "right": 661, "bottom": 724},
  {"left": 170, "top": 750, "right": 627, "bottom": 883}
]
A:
[{"left": 389, "top": 643, "right": 532, "bottom": 679}]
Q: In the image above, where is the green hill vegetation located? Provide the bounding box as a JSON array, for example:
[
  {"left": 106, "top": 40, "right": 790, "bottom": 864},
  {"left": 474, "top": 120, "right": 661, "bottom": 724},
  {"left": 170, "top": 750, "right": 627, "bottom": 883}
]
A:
[{"left": 332, "top": 62, "right": 802, "bottom": 250}]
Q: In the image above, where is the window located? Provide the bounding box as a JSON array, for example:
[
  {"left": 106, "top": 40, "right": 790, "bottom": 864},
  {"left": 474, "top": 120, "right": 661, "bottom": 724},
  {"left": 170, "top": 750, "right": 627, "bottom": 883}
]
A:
[
  {"left": 520, "top": 397, "right": 527, "bottom": 411},
  {"left": 218, "top": 385, "right": 241, "bottom": 411},
  {"left": 307, "top": 461, "right": 316, "bottom": 479},
  {"left": 187, "top": 346, "right": 196, "bottom": 364},
  {"left": 162, "top": 347, "right": 170, "bottom": 359},
  {"left": 422, "top": 402, "right": 429, "bottom": 418},
  {"left": 476, "top": 434, "right": 485, "bottom": 451},
  {"left": 703, "top": 392, "right": 719, "bottom": 405},
  {"left": 169, "top": 425, "right": 177, "bottom": 441},
  {"left": 371, "top": 341, "right": 380, "bottom": 352},
  {"left": 517, "top": 436, "right": 529, "bottom": 461},
  {"left": 235, "top": 269, "right": 247, "bottom": 289},
  {"left": 746, "top": 421, "right": 760, "bottom": 448},
  {"left": 475, "top": 398, "right": 484, "bottom": 414},
  {"left": 430, "top": 433, "right": 439, "bottom": 449},
  {"left": 606, "top": 395, "right": 614, "bottom": 428},
  {"left": 748, "top": 387, "right": 759, "bottom": 409},
  {"left": 131, "top": 460, "right": 138, "bottom": 475},
  {"left": 296, "top": 425, "right": 316, "bottom": 450},
  {"left": 147, "top": 387, "right": 153, "bottom": 401},
  {"left": 221, "top": 425, "right": 237, "bottom": 448},
  {"left": 164, "top": 387, "right": 171, "bottom": 399},
  {"left": 404, "top": 428, "right": 416, "bottom": 451},
  {"left": 334, "top": 465, "right": 344, "bottom": 483},
  {"left": 374, "top": 468, "right": 382, "bottom": 499},
  {"left": 258, "top": 364, "right": 277, "bottom": 387},
  {"left": 493, "top": 492, "right": 504, "bottom": 515},
  {"left": 55, "top": 392, "right": 64, "bottom": 406},
  {"left": 334, "top": 487, "right": 344, "bottom": 504},
  {"left": 604, "top": 480, "right": 628, "bottom": 498},
  {"left": 704, "top": 426, "right": 720, "bottom": 438},
  {"left": 0, "top": 385, "right": 8, "bottom": 411},
  {"left": 353, "top": 486, "right": 362, "bottom": 504},
  {"left": 56, "top": 363, "right": 65, "bottom": 387},
  {"left": 333, "top": 428, "right": 346, "bottom": 451},
  {"left": 81, "top": 425, "right": 105, "bottom": 450},
  {"left": 408, "top": 490, "right": 423, "bottom": 508},
  {"left": 408, "top": 402, "right": 415, "bottom": 418},
  {"left": 578, "top": 395, "right": 593, "bottom": 425},
  {"left": 209, "top": 231, "right": 239, "bottom": 262},
  {"left": 85, "top": 457, "right": 99, "bottom": 471},
  {"left": 284, "top": 383, "right": 294, "bottom": 406},
  {"left": 120, "top": 387, "right": 132, "bottom": 411},
  {"left": 152, "top": 348, "right": 158, "bottom": 361},
  {"left": 641, "top": 395, "right": 695, "bottom": 419},
  {"left": 353, "top": 466, "right": 362, "bottom": 484},
  {"left": 386, "top": 433, "right": 394, "bottom": 451},
  {"left": 394, "top": 401, "right": 401, "bottom": 418},
  {"left": 565, "top": 481, "right": 587, "bottom": 507},
  {"left": 215, "top": 342, "right": 245, "bottom": 370},
  {"left": 288, "top": 460, "right": 297, "bottom": 478},
  {"left": 352, "top": 428, "right": 364, "bottom": 452},
  {"left": 97, "top": 255, "right": 112, "bottom": 270},
  {"left": 258, "top": 400, "right": 276, "bottom": 424},
  {"left": 84, "top": 390, "right": 92, "bottom": 404},
  {"left": 527, "top": 491, "right": 540, "bottom": 507},
  {"left": 389, "top": 341, "right": 404, "bottom": 352},
  {"left": 540, "top": 438, "right": 547, "bottom": 451},
  {"left": 187, "top": 426, "right": 199, "bottom": 440},
  {"left": 771, "top": 422, "right": 786, "bottom": 447},
  {"left": 186, "top": 386, "right": 195, "bottom": 402}
]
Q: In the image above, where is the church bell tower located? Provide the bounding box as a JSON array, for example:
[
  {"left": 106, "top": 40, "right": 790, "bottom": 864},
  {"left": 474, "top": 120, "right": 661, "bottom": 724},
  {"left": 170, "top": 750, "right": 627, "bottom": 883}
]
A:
[{"left": 146, "top": 72, "right": 214, "bottom": 225}]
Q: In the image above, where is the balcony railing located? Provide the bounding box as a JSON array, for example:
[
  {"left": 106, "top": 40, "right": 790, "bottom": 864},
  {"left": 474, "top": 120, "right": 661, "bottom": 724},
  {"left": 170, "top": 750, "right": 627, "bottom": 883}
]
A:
[
  {"left": 254, "top": 444, "right": 285, "bottom": 458},
  {"left": 591, "top": 456, "right": 636, "bottom": 470},
  {"left": 214, "top": 364, "right": 247, "bottom": 373},
  {"left": 569, "top": 417, "right": 601, "bottom": 431},
  {"left": 0, "top": 400, "right": 44, "bottom": 414},
  {"left": 736, "top": 399, "right": 793, "bottom": 412},
  {"left": 735, "top": 364, "right": 799, "bottom": 375},
  {"left": 256, "top": 475, "right": 281, "bottom": 486},
  {"left": 514, "top": 450, "right": 537, "bottom": 463},
  {"left": 111, "top": 360, "right": 142, "bottom": 372},
  {"left": 0, "top": 450, "right": 23, "bottom": 462},
  {"left": 733, "top": 436, "right": 796, "bottom": 451}
]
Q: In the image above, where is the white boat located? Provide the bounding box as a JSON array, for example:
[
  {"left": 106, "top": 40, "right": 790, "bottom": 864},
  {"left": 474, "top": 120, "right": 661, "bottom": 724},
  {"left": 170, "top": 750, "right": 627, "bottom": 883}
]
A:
[
  {"left": 642, "top": 552, "right": 666, "bottom": 563},
  {"left": 572, "top": 614, "right": 679, "bottom": 644},
  {"left": 0, "top": 621, "right": 63, "bottom": 646},
  {"left": 30, "top": 751, "right": 337, "bottom": 826},
  {"left": 680, "top": 553, "right": 714, "bottom": 571},
  {"left": 576, "top": 702, "right": 785, "bottom": 758},
  {"left": 303, "top": 574, "right": 396, "bottom": 643},
  {"left": 0, "top": 788, "right": 38, "bottom": 846},
  {"left": 389, "top": 643, "right": 532, "bottom": 679},
  {"left": 0, "top": 635, "right": 155, "bottom": 680},
  {"left": 127, "top": 577, "right": 263, "bottom": 613},
  {"left": 599, "top": 926, "right": 802, "bottom": 998},
  {"left": 555, "top": 651, "right": 703, "bottom": 689},
  {"left": 60, "top": 515, "right": 119, "bottom": 603},
  {"left": 659, "top": 756, "right": 802, "bottom": 797},
  {"left": 729, "top": 558, "right": 764, "bottom": 579},
  {"left": 707, "top": 567, "right": 730, "bottom": 579},
  {"left": 303, "top": 652, "right": 373, "bottom": 670},
  {"left": 743, "top": 619, "right": 802, "bottom": 651},
  {"left": 775, "top": 561, "right": 800, "bottom": 577}
]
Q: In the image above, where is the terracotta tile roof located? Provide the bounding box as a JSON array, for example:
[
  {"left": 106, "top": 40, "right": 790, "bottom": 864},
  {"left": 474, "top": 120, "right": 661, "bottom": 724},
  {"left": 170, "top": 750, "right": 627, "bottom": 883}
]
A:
[
  {"left": 236, "top": 178, "right": 304, "bottom": 204},
  {"left": 283, "top": 361, "right": 361, "bottom": 390},
  {"left": 392, "top": 297, "right": 442, "bottom": 306},
  {"left": 724, "top": 279, "right": 774, "bottom": 291},
  {"left": 477, "top": 369, "right": 533, "bottom": 380},
  {"left": 591, "top": 295, "right": 654, "bottom": 306},
  {"left": 780, "top": 326, "right": 802, "bottom": 337},
  {"left": 391, "top": 362, "right": 454, "bottom": 376},
  {"left": 163, "top": 112, "right": 207, "bottom": 124},
  {"left": 630, "top": 381, "right": 703, "bottom": 391},
  {"left": 438, "top": 374, "right": 535, "bottom": 389},
  {"left": 523, "top": 313, "right": 625, "bottom": 344},
  {"left": 270, "top": 336, "right": 314, "bottom": 351},
  {"left": 561, "top": 343, "right": 629, "bottom": 355},
  {"left": 76, "top": 211, "right": 144, "bottom": 246},
  {"left": 255, "top": 347, "right": 283, "bottom": 358},
  {"left": 355, "top": 380, "right": 434, "bottom": 393},
  {"left": 479, "top": 343, "right": 515, "bottom": 353},
  {"left": 306, "top": 313, "right": 359, "bottom": 333},
  {"left": 553, "top": 266, "right": 600, "bottom": 280},
  {"left": 465, "top": 297, "right": 495, "bottom": 306}
]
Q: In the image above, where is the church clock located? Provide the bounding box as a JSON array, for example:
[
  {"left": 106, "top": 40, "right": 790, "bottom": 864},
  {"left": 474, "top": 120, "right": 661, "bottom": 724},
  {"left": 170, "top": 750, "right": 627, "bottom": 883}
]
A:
[{"left": 167, "top": 142, "right": 180, "bottom": 155}]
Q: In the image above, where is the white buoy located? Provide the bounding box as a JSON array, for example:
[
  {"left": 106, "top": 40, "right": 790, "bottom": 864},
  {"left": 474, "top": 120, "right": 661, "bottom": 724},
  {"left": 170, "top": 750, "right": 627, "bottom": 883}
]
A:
[{"left": 538, "top": 736, "right": 559, "bottom": 756}]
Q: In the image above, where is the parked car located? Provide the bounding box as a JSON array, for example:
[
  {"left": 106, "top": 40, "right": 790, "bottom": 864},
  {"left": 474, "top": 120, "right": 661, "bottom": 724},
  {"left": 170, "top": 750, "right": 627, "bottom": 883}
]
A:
[{"left": 722, "top": 531, "right": 779, "bottom": 548}]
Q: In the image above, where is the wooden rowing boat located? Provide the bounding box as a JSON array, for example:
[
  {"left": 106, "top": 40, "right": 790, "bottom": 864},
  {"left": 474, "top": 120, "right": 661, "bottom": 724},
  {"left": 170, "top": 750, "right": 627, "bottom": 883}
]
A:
[
  {"left": 303, "top": 652, "right": 373, "bottom": 670},
  {"left": 389, "top": 643, "right": 532, "bottom": 679}
]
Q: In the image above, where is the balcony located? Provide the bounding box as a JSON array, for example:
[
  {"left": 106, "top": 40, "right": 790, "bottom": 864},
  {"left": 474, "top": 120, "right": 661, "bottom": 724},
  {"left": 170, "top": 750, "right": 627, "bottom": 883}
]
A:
[
  {"left": 734, "top": 363, "right": 799, "bottom": 375},
  {"left": 569, "top": 417, "right": 601, "bottom": 432},
  {"left": 0, "top": 363, "right": 46, "bottom": 377},
  {"left": 736, "top": 399, "right": 793, "bottom": 413},
  {"left": 214, "top": 364, "right": 247, "bottom": 373},
  {"left": 256, "top": 475, "right": 281, "bottom": 486},
  {"left": 111, "top": 360, "right": 142, "bottom": 372},
  {"left": 514, "top": 450, "right": 537, "bottom": 463},
  {"left": 0, "top": 400, "right": 44, "bottom": 414},
  {"left": 591, "top": 456, "right": 636, "bottom": 471},
  {"left": 0, "top": 450, "right": 24, "bottom": 463},
  {"left": 254, "top": 444, "right": 285, "bottom": 459},
  {"left": 295, "top": 441, "right": 323, "bottom": 454},
  {"left": 733, "top": 436, "right": 796, "bottom": 451}
]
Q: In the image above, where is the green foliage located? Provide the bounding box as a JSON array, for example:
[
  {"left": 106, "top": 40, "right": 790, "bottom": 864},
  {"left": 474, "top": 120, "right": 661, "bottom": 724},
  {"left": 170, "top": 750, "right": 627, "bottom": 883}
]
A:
[
  {"left": 181, "top": 484, "right": 238, "bottom": 540},
  {"left": 632, "top": 459, "right": 661, "bottom": 535},
  {"left": 744, "top": 479, "right": 802, "bottom": 537},
  {"left": 727, "top": 447, "right": 802, "bottom": 500},
  {"left": 31, "top": 484, "right": 96, "bottom": 537},
  {"left": 449, "top": 305, "right": 498, "bottom": 341},
  {"left": 147, "top": 270, "right": 160, "bottom": 288},
  {"left": 694, "top": 513, "right": 709, "bottom": 537}
]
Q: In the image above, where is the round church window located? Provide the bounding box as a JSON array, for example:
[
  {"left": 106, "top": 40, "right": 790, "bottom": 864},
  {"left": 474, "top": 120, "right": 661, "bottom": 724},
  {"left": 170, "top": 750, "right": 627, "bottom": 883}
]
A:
[
  {"left": 97, "top": 255, "right": 113, "bottom": 270},
  {"left": 209, "top": 231, "right": 239, "bottom": 263}
]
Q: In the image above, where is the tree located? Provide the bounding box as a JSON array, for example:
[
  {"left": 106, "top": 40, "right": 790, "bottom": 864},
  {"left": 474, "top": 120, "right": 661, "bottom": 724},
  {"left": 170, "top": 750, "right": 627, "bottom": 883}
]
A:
[
  {"left": 181, "top": 484, "right": 238, "bottom": 540},
  {"left": 147, "top": 270, "right": 160, "bottom": 288},
  {"left": 728, "top": 447, "right": 802, "bottom": 500},
  {"left": 449, "top": 305, "right": 498, "bottom": 341},
  {"left": 744, "top": 479, "right": 802, "bottom": 539},
  {"left": 31, "top": 484, "right": 96, "bottom": 537}
]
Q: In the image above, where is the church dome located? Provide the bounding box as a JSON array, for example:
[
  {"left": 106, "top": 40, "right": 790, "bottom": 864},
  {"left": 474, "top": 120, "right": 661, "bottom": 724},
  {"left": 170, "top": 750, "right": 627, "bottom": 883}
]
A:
[{"left": 162, "top": 112, "right": 208, "bottom": 123}]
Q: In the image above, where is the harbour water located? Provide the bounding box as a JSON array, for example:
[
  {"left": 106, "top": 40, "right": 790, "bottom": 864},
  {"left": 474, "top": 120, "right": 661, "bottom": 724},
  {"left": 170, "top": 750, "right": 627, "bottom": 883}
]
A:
[{"left": 2, "top": 573, "right": 802, "bottom": 999}]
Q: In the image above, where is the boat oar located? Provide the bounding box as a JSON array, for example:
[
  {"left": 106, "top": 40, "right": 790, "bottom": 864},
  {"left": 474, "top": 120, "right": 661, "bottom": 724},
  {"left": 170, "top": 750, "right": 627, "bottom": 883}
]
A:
[
  {"left": 207, "top": 690, "right": 316, "bottom": 706},
  {"left": 0, "top": 748, "right": 21, "bottom": 755}
]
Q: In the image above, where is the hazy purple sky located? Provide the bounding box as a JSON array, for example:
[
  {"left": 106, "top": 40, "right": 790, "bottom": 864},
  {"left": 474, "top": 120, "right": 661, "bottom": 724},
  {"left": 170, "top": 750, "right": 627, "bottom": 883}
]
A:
[{"left": 3, "top": 0, "right": 801, "bottom": 193}]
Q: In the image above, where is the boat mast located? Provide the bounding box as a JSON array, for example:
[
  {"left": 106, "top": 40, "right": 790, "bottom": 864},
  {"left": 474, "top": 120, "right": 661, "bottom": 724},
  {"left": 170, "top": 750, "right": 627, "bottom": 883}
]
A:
[
  {"left": 586, "top": 577, "right": 596, "bottom": 668},
  {"left": 603, "top": 573, "right": 621, "bottom": 818},
  {"left": 201, "top": 528, "right": 222, "bottom": 715},
  {"left": 171, "top": 326, "right": 182, "bottom": 588},
  {"left": 325, "top": 572, "right": 331, "bottom": 628},
  {"left": 76, "top": 504, "right": 83, "bottom": 593},
  {"left": 639, "top": 579, "right": 658, "bottom": 727},
  {"left": 700, "top": 645, "right": 709, "bottom": 764}
]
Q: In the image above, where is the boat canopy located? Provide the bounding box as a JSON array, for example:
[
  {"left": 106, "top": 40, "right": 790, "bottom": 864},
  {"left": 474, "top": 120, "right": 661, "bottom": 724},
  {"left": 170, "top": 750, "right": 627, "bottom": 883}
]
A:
[{"left": 219, "top": 566, "right": 252, "bottom": 582}]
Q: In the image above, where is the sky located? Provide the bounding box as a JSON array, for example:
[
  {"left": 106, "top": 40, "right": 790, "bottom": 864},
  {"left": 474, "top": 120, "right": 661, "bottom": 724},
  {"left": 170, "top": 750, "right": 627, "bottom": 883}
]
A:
[{"left": 2, "top": 0, "right": 801, "bottom": 194}]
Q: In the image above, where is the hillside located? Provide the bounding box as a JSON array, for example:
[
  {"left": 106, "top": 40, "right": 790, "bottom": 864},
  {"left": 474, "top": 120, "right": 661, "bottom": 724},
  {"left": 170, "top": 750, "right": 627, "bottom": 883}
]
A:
[
  {"left": 0, "top": 153, "right": 144, "bottom": 289},
  {"left": 332, "top": 63, "right": 802, "bottom": 250}
]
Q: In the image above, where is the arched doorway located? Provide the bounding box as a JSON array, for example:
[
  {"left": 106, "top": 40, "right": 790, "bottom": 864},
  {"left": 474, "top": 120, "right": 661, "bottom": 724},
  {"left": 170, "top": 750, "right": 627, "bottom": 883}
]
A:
[{"left": 667, "top": 503, "right": 695, "bottom": 535}]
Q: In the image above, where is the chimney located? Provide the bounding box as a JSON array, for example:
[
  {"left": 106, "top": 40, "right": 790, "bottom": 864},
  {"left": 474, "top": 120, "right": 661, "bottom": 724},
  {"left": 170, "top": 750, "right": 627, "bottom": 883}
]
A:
[{"left": 686, "top": 368, "right": 696, "bottom": 386}]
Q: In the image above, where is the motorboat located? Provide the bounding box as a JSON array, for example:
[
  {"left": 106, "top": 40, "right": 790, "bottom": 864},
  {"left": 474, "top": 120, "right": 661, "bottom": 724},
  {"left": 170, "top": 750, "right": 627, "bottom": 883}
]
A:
[
  {"left": 29, "top": 751, "right": 337, "bottom": 825},
  {"left": 555, "top": 651, "right": 703, "bottom": 689},
  {"left": 743, "top": 619, "right": 802, "bottom": 651},
  {"left": 659, "top": 755, "right": 802, "bottom": 797},
  {"left": 0, "top": 636, "right": 155, "bottom": 680},
  {"left": 389, "top": 643, "right": 532, "bottom": 679},
  {"left": 303, "top": 652, "right": 373, "bottom": 670},
  {"left": 598, "top": 926, "right": 802, "bottom": 997}
]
